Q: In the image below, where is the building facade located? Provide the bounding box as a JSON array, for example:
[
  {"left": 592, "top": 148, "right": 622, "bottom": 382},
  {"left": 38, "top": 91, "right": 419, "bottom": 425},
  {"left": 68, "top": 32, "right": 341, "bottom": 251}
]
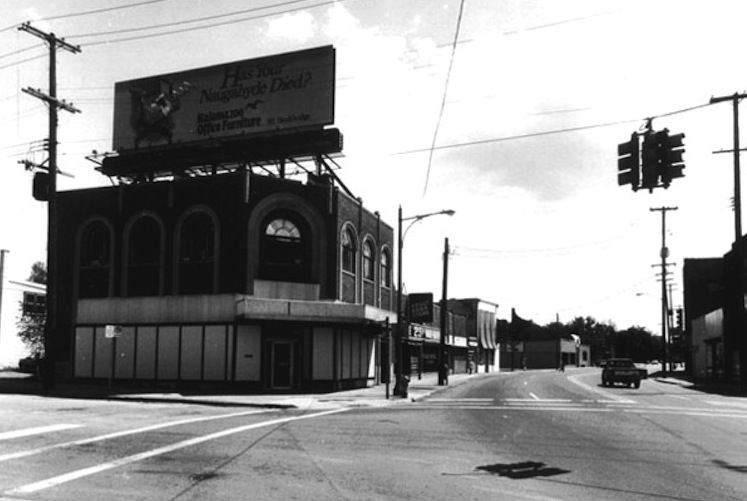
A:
[
  {"left": 447, "top": 298, "right": 499, "bottom": 373},
  {"left": 53, "top": 169, "right": 396, "bottom": 391},
  {"left": 683, "top": 241, "right": 747, "bottom": 385}
]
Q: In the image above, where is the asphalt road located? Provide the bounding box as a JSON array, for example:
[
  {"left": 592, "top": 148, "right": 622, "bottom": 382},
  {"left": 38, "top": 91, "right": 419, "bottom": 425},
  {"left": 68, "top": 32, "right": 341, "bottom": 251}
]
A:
[{"left": 1, "top": 369, "right": 745, "bottom": 500}]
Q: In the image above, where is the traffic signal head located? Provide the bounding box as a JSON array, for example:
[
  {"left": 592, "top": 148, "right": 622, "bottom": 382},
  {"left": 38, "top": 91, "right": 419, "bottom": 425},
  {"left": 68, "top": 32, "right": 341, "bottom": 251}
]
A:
[
  {"left": 661, "top": 131, "right": 686, "bottom": 187},
  {"left": 617, "top": 133, "right": 640, "bottom": 190},
  {"left": 33, "top": 172, "right": 50, "bottom": 201},
  {"left": 641, "top": 132, "right": 660, "bottom": 190}
]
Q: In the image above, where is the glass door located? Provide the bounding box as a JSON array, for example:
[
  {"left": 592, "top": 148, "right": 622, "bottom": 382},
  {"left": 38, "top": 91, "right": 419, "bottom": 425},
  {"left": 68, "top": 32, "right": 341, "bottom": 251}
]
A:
[{"left": 271, "top": 341, "right": 294, "bottom": 389}]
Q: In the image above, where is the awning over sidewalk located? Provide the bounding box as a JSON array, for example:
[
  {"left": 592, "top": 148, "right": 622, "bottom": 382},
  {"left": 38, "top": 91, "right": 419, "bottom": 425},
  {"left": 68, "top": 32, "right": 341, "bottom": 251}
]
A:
[{"left": 477, "top": 309, "right": 497, "bottom": 349}]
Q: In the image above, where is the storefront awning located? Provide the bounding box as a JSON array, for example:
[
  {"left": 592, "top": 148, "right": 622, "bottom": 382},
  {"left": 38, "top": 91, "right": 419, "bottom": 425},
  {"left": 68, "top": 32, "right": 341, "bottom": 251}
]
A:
[{"left": 477, "top": 309, "right": 497, "bottom": 349}]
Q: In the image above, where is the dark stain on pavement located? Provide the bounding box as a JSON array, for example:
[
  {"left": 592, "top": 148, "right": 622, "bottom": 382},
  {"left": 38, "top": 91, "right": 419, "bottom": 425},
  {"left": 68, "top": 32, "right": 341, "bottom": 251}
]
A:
[{"left": 475, "top": 461, "right": 570, "bottom": 479}]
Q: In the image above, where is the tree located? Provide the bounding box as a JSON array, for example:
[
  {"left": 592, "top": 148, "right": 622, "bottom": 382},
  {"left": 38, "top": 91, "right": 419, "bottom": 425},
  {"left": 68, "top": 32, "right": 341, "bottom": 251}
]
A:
[
  {"left": 613, "top": 326, "right": 660, "bottom": 363},
  {"left": 17, "top": 261, "right": 46, "bottom": 357}
]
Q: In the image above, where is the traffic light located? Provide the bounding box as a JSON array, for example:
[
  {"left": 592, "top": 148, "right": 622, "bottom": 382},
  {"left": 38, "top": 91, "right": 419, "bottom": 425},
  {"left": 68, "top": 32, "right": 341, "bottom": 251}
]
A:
[
  {"left": 617, "top": 133, "right": 640, "bottom": 190},
  {"left": 676, "top": 308, "right": 683, "bottom": 330},
  {"left": 32, "top": 171, "right": 49, "bottom": 201},
  {"left": 660, "top": 130, "right": 686, "bottom": 187},
  {"left": 641, "top": 132, "right": 660, "bottom": 190}
]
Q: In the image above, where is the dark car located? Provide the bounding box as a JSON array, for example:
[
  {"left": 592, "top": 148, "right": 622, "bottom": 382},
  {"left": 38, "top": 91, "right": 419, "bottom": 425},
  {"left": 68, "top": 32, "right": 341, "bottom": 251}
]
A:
[{"left": 601, "top": 358, "right": 642, "bottom": 389}]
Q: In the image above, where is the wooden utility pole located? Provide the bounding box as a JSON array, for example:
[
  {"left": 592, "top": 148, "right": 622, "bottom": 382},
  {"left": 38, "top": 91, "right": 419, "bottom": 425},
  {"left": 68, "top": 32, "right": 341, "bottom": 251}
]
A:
[
  {"left": 19, "top": 22, "right": 80, "bottom": 389},
  {"left": 438, "top": 237, "right": 449, "bottom": 386},
  {"left": 710, "top": 92, "right": 747, "bottom": 384},
  {"left": 651, "top": 206, "right": 677, "bottom": 375},
  {"left": 710, "top": 93, "right": 747, "bottom": 241}
]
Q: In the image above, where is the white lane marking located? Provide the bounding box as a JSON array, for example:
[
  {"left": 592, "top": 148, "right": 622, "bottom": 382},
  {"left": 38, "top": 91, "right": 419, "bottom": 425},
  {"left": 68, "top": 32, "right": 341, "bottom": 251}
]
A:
[
  {"left": 0, "top": 408, "right": 270, "bottom": 463},
  {"left": 529, "top": 392, "right": 540, "bottom": 400},
  {"left": 8, "top": 408, "right": 349, "bottom": 495},
  {"left": 667, "top": 394, "right": 691, "bottom": 402},
  {"left": 504, "top": 398, "right": 572, "bottom": 403},
  {"left": 0, "top": 424, "right": 83, "bottom": 441},
  {"left": 705, "top": 399, "right": 747, "bottom": 410},
  {"left": 567, "top": 374, "right": 636, "bottom": 404},
  {"left": 428, "top": 398, "right": 494, "bottom": 403}
]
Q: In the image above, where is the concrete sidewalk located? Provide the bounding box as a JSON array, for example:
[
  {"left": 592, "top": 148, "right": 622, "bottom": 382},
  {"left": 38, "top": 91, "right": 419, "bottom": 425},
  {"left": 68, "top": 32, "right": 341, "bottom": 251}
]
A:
[
  {"left": 0, "top": 370, "right": 481, "bottom": 410},
  {"left": 108, "top": 373, "right": 481, "bottom": 410}
]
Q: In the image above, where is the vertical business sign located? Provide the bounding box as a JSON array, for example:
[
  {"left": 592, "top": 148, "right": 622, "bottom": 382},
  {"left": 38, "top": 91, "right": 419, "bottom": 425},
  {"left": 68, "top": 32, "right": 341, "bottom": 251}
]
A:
[
  {"left": 112, "top": 46, "right": 335, "bottom": 151},
  {"left": 408, "top": 293, "right": 434, "bottom": 323}
]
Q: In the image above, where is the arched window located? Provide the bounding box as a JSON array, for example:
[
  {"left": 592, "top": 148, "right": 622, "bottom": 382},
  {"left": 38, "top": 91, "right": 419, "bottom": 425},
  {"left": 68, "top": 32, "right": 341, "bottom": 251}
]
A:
[
  {"left": 259, "top": 215, "right": 308, "bottom": 282},
  {"left": 362, "top": 239, "right": 375, "bottom": 281},
  {"left": 78, "top": 220, "right": 112, "bottom": 298},
  {"left": 380, "top": 248, "right": 392, "bottom": 288},
  {"left": 178, "top": 211, "right": 216, "bottom": 294},
  {"left": 341, "top": 228, "right": 356, "bottom": 274},
  {"left": 126, "top": 215, "right": 162, "bottom": 296}
]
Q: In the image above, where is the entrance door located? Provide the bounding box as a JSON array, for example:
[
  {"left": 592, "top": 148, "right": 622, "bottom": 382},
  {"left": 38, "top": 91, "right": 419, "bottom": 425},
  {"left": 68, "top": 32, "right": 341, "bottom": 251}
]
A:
[{"left": 271, "top": 341, "right": 294, "bottom": 389}]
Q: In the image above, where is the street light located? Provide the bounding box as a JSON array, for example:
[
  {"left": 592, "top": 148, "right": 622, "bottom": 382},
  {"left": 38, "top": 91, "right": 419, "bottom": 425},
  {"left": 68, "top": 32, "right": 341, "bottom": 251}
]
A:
[{"left": 394, "top": 206, "right": 455, "bottom": 397}]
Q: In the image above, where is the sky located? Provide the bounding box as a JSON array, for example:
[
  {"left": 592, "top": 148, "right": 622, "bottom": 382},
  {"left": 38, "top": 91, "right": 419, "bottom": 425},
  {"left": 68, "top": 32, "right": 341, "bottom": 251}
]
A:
[{"left": 1, "top": 0, "right": 746, "bottom": 334}]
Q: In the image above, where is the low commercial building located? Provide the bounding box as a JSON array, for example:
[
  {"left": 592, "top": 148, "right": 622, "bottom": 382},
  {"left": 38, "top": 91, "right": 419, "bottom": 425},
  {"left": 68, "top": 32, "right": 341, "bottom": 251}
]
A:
[
  {"left": 54, "top": 165, "right": 395, "bottom": 392},
  {"left": 46, "top": 46, "right": 399, "bottom": 392}
]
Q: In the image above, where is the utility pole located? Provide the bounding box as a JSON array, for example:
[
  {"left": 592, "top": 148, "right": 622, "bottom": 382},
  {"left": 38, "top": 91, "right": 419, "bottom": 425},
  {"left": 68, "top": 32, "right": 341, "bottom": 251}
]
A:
[
  {"left": 0, "top": 250, "right": 8, "bottom": 343},
  {"left": 710, "top": 92, "right": 747, "bottom": 384},
  {"left": 438, "top": 237, "right": 449, "bottom": 386},
  {"left": 19, "top": 23, "right": 81, "bottom": 389},
  {"left": 651, "top": 206, "right": 678, "bottom": 375},
  {"left": 710, "top": 93, "right": 746, "bottom": 241}
]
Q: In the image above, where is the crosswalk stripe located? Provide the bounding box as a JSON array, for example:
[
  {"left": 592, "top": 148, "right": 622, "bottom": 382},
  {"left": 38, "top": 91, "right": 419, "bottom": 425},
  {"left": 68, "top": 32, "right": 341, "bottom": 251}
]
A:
[
  {"left": 0, "top": 425, "right": 83, "bottom": 441},
  {"left": 8, "top": 408, "right": 349, "bottom": 495}
]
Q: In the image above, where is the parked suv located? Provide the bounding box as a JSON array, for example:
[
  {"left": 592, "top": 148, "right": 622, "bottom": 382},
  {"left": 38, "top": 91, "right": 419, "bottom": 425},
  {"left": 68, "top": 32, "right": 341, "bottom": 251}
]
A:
[{"left": 601, "top": 358, "right": 643, "bottom": 389}]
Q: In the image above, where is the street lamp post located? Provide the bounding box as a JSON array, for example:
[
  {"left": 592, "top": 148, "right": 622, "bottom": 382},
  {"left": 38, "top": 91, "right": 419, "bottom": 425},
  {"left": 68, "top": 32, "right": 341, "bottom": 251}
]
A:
[{"left": 394, "top": 206, "right": 455, "bottom": 397}]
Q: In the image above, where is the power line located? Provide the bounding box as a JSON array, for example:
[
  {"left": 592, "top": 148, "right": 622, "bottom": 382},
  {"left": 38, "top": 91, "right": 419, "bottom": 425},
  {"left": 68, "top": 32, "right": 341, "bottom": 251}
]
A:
[
  {"left": 0, "top": 0, "right": 167, "bottom": 34},
  {"left": 422, "top": 0, "right": 466, "bottom": 197},
  {"left": 80, "top": 0, "right": 345, "bottom": 47},
  {"left": 394, "top": 99, "right": 717, "bottom": 156},
  {"left": 396, "top": 118, "right": 639, "bottom": 156},
  {"left": 0, "top": 0, "right": 347, "bottom": 65},
  {"left": 70, "top": 0, "right": 317, "bottom": 39}
]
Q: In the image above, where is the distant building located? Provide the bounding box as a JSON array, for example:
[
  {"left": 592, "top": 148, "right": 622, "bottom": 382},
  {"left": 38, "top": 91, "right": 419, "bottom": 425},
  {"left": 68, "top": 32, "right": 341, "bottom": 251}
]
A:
[{"left": 447, "top": 298, "right": 499, "bottom": 373}]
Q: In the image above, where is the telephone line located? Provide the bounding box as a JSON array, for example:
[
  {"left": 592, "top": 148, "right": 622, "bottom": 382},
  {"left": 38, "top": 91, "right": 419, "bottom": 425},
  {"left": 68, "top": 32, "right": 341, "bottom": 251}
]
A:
[
  {"left": 395, "top": 100, "right": 718, "bottom": 156},
  {"left": 0, "top": 0, "right": 167, "bottom": 34},
  {"left": 80, "top": 0, "right": 345, "bottom": 47}
]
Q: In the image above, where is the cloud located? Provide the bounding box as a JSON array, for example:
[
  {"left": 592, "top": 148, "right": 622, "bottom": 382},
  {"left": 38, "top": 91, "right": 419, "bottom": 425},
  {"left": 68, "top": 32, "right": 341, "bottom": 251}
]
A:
[{"left": 264, "top": 11, "right": 316, "bottom": 42}]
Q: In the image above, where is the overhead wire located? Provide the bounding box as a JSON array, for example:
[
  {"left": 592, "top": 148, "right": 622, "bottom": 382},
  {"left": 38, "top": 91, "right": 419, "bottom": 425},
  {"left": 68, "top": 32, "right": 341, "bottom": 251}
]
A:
[
  {"left": 394, "top": 99, "right": 718, "bottom": 157},
  {"left": 422, "top": 0, "right": 466, "bottom": 197},
  {"left": 0, "top": 0, "right": 168, "bottom": 33},
  {"left": 78, "top": 0, "right": 346, "bottom": 46},
  {"left": 70, "top": 0, "right": 319, "bottom": 39},
  {"left": 0, "top": 0, "right": 347, "bottom": 64}
]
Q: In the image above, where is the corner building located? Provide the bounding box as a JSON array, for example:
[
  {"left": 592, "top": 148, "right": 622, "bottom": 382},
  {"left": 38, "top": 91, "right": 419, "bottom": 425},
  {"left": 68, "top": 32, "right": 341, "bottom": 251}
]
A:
[{"left": 55, "top": 168, "right": 396, "bottom": 392}]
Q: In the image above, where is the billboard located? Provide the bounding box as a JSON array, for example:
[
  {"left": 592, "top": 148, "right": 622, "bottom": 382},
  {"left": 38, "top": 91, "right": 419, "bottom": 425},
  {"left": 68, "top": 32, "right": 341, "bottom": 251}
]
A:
[{"left": 112, "top": 46, "right": 335, "bottom": 151}]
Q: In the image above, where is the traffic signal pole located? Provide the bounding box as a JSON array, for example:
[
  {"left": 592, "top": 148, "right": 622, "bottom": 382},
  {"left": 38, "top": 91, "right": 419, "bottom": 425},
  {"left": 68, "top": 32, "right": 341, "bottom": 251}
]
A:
[{"left": 19, "top": 23, "right": 80, "bottom": 389}]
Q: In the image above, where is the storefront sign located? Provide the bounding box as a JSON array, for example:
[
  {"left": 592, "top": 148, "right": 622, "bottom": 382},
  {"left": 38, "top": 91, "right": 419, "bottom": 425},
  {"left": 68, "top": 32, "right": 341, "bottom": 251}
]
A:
[{"left": 408, "top": 293, "right": 434, "bottom": 323}]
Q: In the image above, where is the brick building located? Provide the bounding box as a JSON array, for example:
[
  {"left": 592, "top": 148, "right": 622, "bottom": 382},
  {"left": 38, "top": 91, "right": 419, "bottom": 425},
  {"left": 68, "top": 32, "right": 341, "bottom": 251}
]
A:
[{"left": 53, "top": 165, "right": 395, "bottom": 391}]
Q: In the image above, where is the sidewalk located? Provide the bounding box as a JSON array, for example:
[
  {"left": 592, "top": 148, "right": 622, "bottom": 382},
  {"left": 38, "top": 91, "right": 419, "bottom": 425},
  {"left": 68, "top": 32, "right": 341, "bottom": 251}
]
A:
[
  {"left": 0, "top": 370, "right": 481, "bottom": 410},
  {"left": 648, "top": 369, "right": 747, "bottom": 397}
]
